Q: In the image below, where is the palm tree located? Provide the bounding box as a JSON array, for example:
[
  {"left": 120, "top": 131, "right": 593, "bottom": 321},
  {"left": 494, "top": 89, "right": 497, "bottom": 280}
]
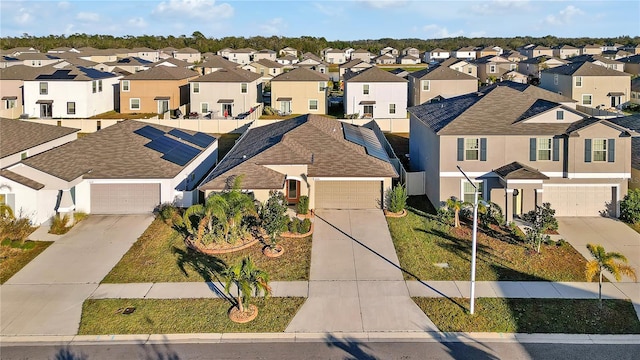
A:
[
  {"left": 585, "top": 243, "right": 637, "bottom": 308},
  {"left": 223, "top": 257, "right": 271, "bottom": 319},
  {"left": 445, "top": 197, "right": 463, "bottom": 228}
]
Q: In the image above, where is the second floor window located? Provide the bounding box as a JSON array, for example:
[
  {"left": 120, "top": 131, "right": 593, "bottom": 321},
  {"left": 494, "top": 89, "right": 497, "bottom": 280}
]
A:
[
  {"left": 92, "top": 81, "right": 97, "bottom": 93},
  {"left": 193, "top": 83, "right": 199, "bottom": 93},
  {"left": 421, "top": 80, "right": 430, "bottom": 91},
  {"left": 363, "top": 84, "right": 370, "bottom": 95},
  {"left": 592, "top": 139, "right": 607, "bottom": 162},
  {"left": 309, "top": 99, "right": 318, "bottom": 110},
  {"left": 389, "top": 103, "right": 396, "bottom": 114},
  {"left": 537, "top": 138, "right": 552, "bottom": 161},
  {"left": 122, "top": 80, "right": 130, "bottom": 92},
  {"left": 489, "top": 65, "right": 497, "bottom": 73},
  {"left": 575, "top": 76, "right": 582, "bottom": 87},
  {"left": 554, "top": 74, "right": 558, "bottom": 85},
  {"left": 582, "top": 94, "right": 592, "bottom": 106},
  {"left": 67, "top": 102, "right": 75, "bottom": 115},
  {"left": 465, "top": 138, "right": 479, "bottom": 161},
  {"left": 39, "top": 82, "right": 48, "bottom": 95},
  {"left": 556, "top": 110, "right": 564, "bottom": 120},
  {"left": 241, "top": 83, "right": 247, "bottom": 93}
]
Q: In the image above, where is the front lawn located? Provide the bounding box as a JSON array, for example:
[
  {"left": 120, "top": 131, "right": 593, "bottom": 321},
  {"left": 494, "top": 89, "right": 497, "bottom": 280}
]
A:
[
  {"left": 78, "top": 297, "right": 305, "bottom": 334},
  {"left": 414, "top": 297, "right": 640, "bottom": 334},
  {"left": 102, "top": 218, "right": 312, "bottom": 283},
  {"left": 0, "top": 240, "right": 52, "bottom": 284},
  {"left": 387, "top": 196, "right": 588, "bottom": 281}
]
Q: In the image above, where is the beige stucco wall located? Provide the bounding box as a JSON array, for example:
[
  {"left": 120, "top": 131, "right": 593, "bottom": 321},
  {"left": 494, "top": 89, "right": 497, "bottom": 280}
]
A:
[
  {"left": 449, "top": 62, "right": 477, "bottom": 78},
  {"left": 541, "top": 73, "right": 631, "bottom": 107},
  {"left": 271, "top": 80, "right": 327, "bottom": 114},
  {"left": 190, "top": 79, "right": 262, "bottom": 116},
  {"left": 120, "top": 77, "right": 196, "bottom": 114},
  {"left": 409, "top": 77, "right": 477, "bottom": 106},
  {"left": 0, "top": 79, "right": 23, "bottom": 118}
]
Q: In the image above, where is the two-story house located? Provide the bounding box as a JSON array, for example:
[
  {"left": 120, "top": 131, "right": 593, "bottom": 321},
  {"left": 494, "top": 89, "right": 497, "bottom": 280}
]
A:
[
  {"left": 324, "top": 49, "right": 348, "bottom": 64},
  {"left": 189, "top": 68, "right": 261, "bottom": 118},
  {"left": 343, "top": 66, "right": 407, "bottom": 118},
  {"left": 408, "top": 65, "right": 478, "bottom": 106},
  {"left": 402, "top": 47, "right": 420, "bottom": 58},
  {"left": 615, "top": 55, "right": 640, "bottom": 76},
  {"left": 23, "top": 65, "right": 121, "bottom": 118},
  {"left": 454, "top": 46, "right": 477, "bottom": 60},
  {"left": 253, "top": 49, "right": 277, "bottom": 61},
  {"left": 227, "top": 48, "right": 256, "bottom": 65},
  {"left": 199, "top": 55, "right": 239, "bottom": 75},
  {"left": 242, "top": 59, "right": 284, "bottom": 83},
  {"left": 0, "top": 65, "right": 53, "bottom": 118},
  {"left": 119, "top": 66, "right": 199, "bottom": 115},
  {"left": 339, "top": 59, "right": 373, "bottom": 78},
  {"left": 520, "top": 45, "right": 553, "bottom": 59},
  {"left": 568, "top": 55, "right": 625, "bottom": 72},
  {"left": 517, "top": 56, "right": 568, "bottom": 77},
  {"left": 127, "top": 47, "right": 160, "bottom": 63},
  {"left": 270, "top": 67, "right": 329, "bottom": 115},
  {"left": 540, "top": 61, "right": 631, "bottom": 110},
  {"left": 441, "top": 58, "right": 478, "bottom": 78},
  {"left": 409, "top": 82, "right": 635, "bottom": 221},
  {"left": 174, "top": 48, "right": 202, "bottom": 63},
  {"left": 279, "top": 47, "right": 298, "bottom": 57},
  {"left": 581, "top": 44, "right": 603, "bottom": 56},
  {"left": 473, "top": 55, "right": 517, "bottom": 84},
  {"left": 351, "top": 49, "right": 373, "bottom": 63},
  {"left": 424, "top": 48, "right": 451, "bottom": 62},
  {"left": 553, "top": 45, "right": 579, "bottom": 59}
]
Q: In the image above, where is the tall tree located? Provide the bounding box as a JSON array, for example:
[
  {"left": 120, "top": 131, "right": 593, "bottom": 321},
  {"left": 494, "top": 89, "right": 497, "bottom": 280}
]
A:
[{"left": 585, "top": 244, "right": 637, "bottom": 308}]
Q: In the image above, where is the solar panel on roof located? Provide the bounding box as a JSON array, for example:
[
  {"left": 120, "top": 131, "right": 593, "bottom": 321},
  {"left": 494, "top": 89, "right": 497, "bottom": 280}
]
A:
[
  {"left": 168, "top": 129, "right": 215, "bottom": 148},
  {"left": 144, "top": 136, "right": 183, "bottom": 153},
  {"left": 192, "top": 132, "right": 216, "bottom": 147},
  {"left": 161, "top": 143, "right": 201, "bottom": 166},
  {"left": 135, "top": 125, "right": 165, "bottom": 140},
  {"left": 343, "top": 124, "right": 390, "bottom": 162}
]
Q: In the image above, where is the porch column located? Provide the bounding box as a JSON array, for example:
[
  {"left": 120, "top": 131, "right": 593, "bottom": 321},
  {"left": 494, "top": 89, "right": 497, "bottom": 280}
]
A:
[
  {"left": 535, "top": 188, "right": 544, "bottom": 207},
  {"left": 56, "top": 189, "right": 75, "bottom": 224},
  {"left": 505, "top": 188, "right": 514, "bottom": 224}
]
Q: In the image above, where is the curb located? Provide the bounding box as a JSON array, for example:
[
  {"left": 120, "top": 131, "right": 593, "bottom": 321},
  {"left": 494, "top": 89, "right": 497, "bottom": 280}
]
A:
[{"left": 2, "top": 332, "right": 640, "bottom": 346}]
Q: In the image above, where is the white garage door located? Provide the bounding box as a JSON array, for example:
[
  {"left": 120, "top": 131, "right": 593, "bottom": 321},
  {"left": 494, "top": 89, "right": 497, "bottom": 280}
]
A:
[
  {"left": 543, "top": 185, "right": 615, "bottom": 217},
  {"left": 315, "top": 180, "right": 382, "bottom": 209},
  {"left": 91, "top": 183, "right": 161, "bottom": 214}
]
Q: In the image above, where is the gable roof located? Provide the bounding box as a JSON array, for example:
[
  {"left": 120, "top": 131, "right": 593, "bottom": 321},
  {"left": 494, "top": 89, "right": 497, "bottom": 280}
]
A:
[
  {"left": 255, "top": 58, "right": 284, "bottom": 68},
  {"left": 199, "top": 115, "right": 397, "bottom": 190},
  {"left": 34, "top": 65, "right": 118, "bottom": 81},
  {"left": 154, "top": 57, "right": 192, "bottom": 68},
  {"left": 20, "top": 120, "right": 214, "bottom": 182},
  {"left": 121, "top": 66, "right": 199, "bottom": 80},
  {"left": 200, "top": 55, "right": 239, "bottom": 69},
  {"left": 494, "top": 162, "right": 549, "bottom": 180},
  {"left": 542, "top": 61, "right": 630, "bottom": 76},
  {"left": 409, "top": 65, "right": 477, "bottom": 81},
  {"left": 271, "top": 67, "right": 329, "bottom": 82},
  {"left": 0, "top": 119, "right": 79, "bottom": 159},
  {"left": 0, "top": 169, "right": 45, "bottom": 190},
  {"left": 104, "top": 57, "right": 152, "bottom": 66},
  {"left": 0, "top": 64, "right": 58, "bottom": 80},
  {"left": 618, "top": 55, "right": 640, "bottom": 64},
  {"left": 344, "top": 66, "right": 408, "bottom": 83},
  {"left": 409, "top": 81, "right": 580, "bottom": 136},
  {"left": 191, "top": 67, "right": 261, "bottom": 83}
]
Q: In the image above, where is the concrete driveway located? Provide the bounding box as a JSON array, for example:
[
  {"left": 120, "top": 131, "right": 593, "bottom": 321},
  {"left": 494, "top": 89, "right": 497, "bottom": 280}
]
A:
[
  {"left": 285, "top": 210, "right": 437, "bottom": 333},
  {"left": 1, "top": 215, "right": 154, "bottom": 335},
  {"left": 557, "top": 217, "right": 640, "bottom": 282}
]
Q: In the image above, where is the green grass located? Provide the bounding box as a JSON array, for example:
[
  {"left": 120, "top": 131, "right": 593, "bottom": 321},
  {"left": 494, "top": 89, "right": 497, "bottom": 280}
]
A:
[
  {"left": 413, "top": 297, "right": 640, "bottom": 334},
  {"left": 387, "top": 196, "right": 588, "bottom": 281},
  {"left": 102, "top": 218, "right": 312, "bottom": 283},
  {"left": 0, "top": 240, "right": 52, "bottom": 284},
  {"left": 78, "top": 297, "right": 305, "bottom": 334}
]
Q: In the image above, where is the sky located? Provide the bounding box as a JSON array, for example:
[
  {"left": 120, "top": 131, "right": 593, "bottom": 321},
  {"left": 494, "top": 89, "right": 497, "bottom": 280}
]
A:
[{"left": 1, "top": 0, "right": 639, "bottom": 41}]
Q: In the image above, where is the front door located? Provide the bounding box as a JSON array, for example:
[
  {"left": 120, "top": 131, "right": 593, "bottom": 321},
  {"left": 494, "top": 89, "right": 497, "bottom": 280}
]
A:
[
  {"left": 222, "top": 103, "right": 233, "bottom": 117},
  {"left": 280, "top": 101, "right": 291, "bottom": 114},
  {"left": 157, "top": 100, "right": 169, "bottom": 114},
  {"left": 611, "top": 96, "right": 621, "bottom": 108},
  {"left": 40, "top": 103, "right": 52, "bottom": 118},
  {"left": 512, "top": 189, "right": 523, "bottom": 217},
  {"left": 286, "top": 179, "right": 300, "bottom": 205}
]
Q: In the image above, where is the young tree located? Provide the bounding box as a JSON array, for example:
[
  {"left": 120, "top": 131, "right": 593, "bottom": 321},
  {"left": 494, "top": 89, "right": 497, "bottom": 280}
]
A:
[
  {"left": 585, "top": 244, "right": 637, "bottom": 308},
  {"left": 223, "top": 257, "right": 271, "bottom": 320},
  {"left": 260, "top": 191, "right": 288, "bottom": 252},
  {"left": 445, "top": 197, "right": 463, "bottom": 228}
]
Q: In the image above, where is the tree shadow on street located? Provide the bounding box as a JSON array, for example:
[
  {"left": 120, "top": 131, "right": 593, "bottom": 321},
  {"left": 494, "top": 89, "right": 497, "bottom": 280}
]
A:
[{"left": 325, "top": 333, "right": 377, "bottom": 360}]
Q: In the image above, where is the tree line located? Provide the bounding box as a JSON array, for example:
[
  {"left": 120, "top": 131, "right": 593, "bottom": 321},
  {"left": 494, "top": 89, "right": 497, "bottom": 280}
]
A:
[{"left": 2, "top": 33, "right": 638, "bottom": 55}]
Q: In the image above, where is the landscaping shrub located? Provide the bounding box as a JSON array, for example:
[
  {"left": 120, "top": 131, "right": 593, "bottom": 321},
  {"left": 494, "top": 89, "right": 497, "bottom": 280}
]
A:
[
  {"left": 620, "top": 189, "right": 640, "bottom": 224},
  {"left": 260, "top": 191, "right": 288, "bottom": 246},
  {"left": 156, "top": 203, "right": 181, "bottom": 227},
  {"left": 508, "top": 222, "right": 525, "bottom": 242},
  {"left": 300, "top": 219, "right": 312, "bottom": 234},
  {"left": 544, "top": 238, "right": 555, "bottom": 246},
  {"left": 557, "top": 239, "right": 568, "bottom": 247},
  {"left": 522, "top": 203, "right": 558, "bottom": 232},
  {"left": 288, "top": 218, "right": 300, "bottom": 234},
  {"left": 74, "top": 212, "right": 89, "bottom": 223},
  {"left": 262, "top": 106, "right": 276, "bottom": 116},
  {"left": 387, "top": 184, "right": 408, "bottom": 213},
  {"left": 436, "top": 207, "right": 454, "bottom": 226},
  {"left": 0, "top": 206, "right": 35, "bottom": 243},
  {"left": 49, "top": 214, "right": 71, "bottom": 235},
  {"left": 297, "top": 196, "right": 310, "bottom": 215}
]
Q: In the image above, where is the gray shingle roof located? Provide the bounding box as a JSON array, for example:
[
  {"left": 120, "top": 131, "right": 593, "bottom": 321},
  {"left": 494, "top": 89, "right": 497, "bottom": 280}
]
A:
[
  {"left": 494, "top": 162, "right": 549, "bottom": 180},
  {"left": 191, "top": 68, "right": 261, "bottom": 83},
  {"left": 607, "top": 115, "right": 640, "bottom": 169},
  {"left": 200, "top": 55, "right": 239, "bottom": 69},
  {"left": 0, "top": 118, "right": 79, "bottom": 158},
  {"left": 199, "top": 115, "right": 397, "bottom": 191},
  {"left": 344, "top": 66, "right": 408, "bottom": 83},
  {"left": 0, "top": 64, "right": 59, "bottom": 80},
  {"left": 409, "top": 65, "right": 477, "bottom": 81},
  {"left": 122, "top": 66, "right": 199, "bottom": 80},
  {"left": 0, "top": 169, "right": 44, "bottom": 190},
  {"left": 542, "top": 61, "right": 629, "bottom": 76},
  {"left": 271, "top": 67, "right": 329, "bottom": 82},
  {"left": 21, "top": 120, "right": 213, "bottom": 182},
  {"left": 255, "top": 58, "right": 284, "bottom": 68},
  {"left": 618, "top": 55, "right": 640, "bottom": 64}
]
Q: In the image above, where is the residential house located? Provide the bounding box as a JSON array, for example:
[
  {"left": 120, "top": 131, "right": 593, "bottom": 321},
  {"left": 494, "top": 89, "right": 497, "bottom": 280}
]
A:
[
  {"left": 502, "top": 70, "right": 529, "bottom": 84},
  {"left": 253, "top": 49, "right": 277, "bottom": 61},
  {"left": 198, "top": 114, "right": 397, "bottom": 210},
  {"left": 0, "top": 119, "right": 78, "bottom": 169},
  {"left": 78, "top": 48, "right": 118, "bottom": 63},
  {"left": 402, "top": 47, "right": 420, "bottom": 58},
  {"left": 325, "top": 49, "right": 348, "bottom": 64},
  {"left": 23, "top": 65, "right": 121, "bottom": 118},
  {"left": 409, "top": 82, "right": 635, "bottom": 221},
  {"left": 504, "top": 50, "right": 528, "bottom": 62},
  {"left": 520, "top": 45, "right": 553, "bottom": 59},
  {"left": 472, "top": 55, "right": 517, "bottom": 84},
  {"left": 189, "top": 68, "right": 262, "bottom": 118},
  {"left": 302, "top": 52, "right": 323, "bottom": 62},
  {"left": 622, "top": 44, "right": 640, "bottom": 55},
  {"left": 351, "top": 49, "right": 373, "bottom": 62},
  {"left": 397, "top": 55, "right": 421, "bottom": 65},
  {"left": 408, "top": 65, "right": 478, "bottom": 106},
  {"left": 159, "top": 47, "right": 177, "bottom": 59},
  {"left": 571, "top": 55, "right": 625, "bottom": 72},
  {"left": 128, "top": 47, "right": 160, "bottom": 63},
  {"left": 581, "top": 44, "right": 603, "bottom": 56},
  {"left": 227, "top": 48, "right": 256, "bottom": 65},
  {"left": 343, "top": 66, "right": 408, "bottom": 118},
  {"left": 630, "top": 78, "right": 640, "bottom": 105},
  {"left": 199, "top": 55, "right": 239, "bottom": 75},
  {"left": 454, "top": 46, "right": 477, "bottom": 60},
  {"left": 276, "top": 54, "right": 300, "bottom": 66},
  {"left": 174, "top": 48, "right": 202, "bottom": 63},
  {"left": 154, "top": 57, "right": 194, "bottom": 69},
  {"left": 55, "top": 57, "right": 108, "bottom": 72},
  {"left": 441, "top": 58, "right": 478, "bottom": 78},
  {"left": 217, "top": 48, "right": 233, "bottom": 58},
  {"left": 339, "top": 59, "right": 373, "bottom": 78},
  {"left": 4, "top": 47, "right": 39, "bottom": 56},
  {"left": 242, "top": 59, "right": 284, "bottom": 82},
  {"left": 388, "top": 68, "right": 410, "bottom": 79},
  {"left": 1, "top": 120, "right": 218, "bottom": 224},
  {"left": 380, "top": 47, "right": 399, "bottom": 56},
  {"left": 553, "top": 45, "right": 580, "bottom": 59},
  {"left": 604, "top": 115, "right": 640, "bottom": 190},
  {"left": 16, "top": 53, "right": 62, "bottom": 67},
  {"left": 344, "top": 48, "right": 355, "bottom": 60},
  {"left": 475, "top": 46, "right": 499, "bottom": 59},
  {"left": 1, "top": 55, "right": 22, "bottom": 68},
  {"left": 0, "top": 65, "right": 53, "bottom": 119},
  {"left": 424, "top": 48, "right": 450, "bottom": 62},
  {"left": 540, "top": 61, "right": 631, "bottom": 110},
  {"left": 279, "top": 47, "right": 298, "bottom": 57},
  {"left": 618, "top": 55, "right": 640, "bottom": 76},
  {"left": 296, "top": 58, "right": 329, "bottom": 75},
  {"left": 601, "top": 50, "right": 632, "bottom": 60},
  {"left": 374, "top": 53, "right": 396, "bottom": 65},
  {"left": 518, "top": 56, "right": 568, "bottom": 77},
  {"left": 104, "top": 57, "right": 152, "bottom": 73},
  {"left": 119, "top": 66, "right": 199, "bottom": 115},
  {"left": 270, "top": 67, "right": 329, "bottom": 115}
]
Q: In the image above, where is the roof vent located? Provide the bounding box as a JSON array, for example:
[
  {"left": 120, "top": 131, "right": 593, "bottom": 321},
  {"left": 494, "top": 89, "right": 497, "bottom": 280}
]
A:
[{"left": 242, "top": 155, "right": 247, "bottom": 159}]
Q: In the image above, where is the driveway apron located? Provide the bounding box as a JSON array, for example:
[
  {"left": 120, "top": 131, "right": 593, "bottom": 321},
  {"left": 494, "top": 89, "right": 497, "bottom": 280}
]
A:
[
  {"left": 285, "top": 210, "right": 437, "bottom": 333},
  {"left": 1, "top": 215, "right": 154, "bottom": 335}
]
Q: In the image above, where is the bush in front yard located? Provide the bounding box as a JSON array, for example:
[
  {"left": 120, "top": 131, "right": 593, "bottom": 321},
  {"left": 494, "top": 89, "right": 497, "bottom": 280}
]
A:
[
  {"left": 387, "top": 184, "right": 408, "bottom": 213},
  {"left": 620, "top": 189, "right": 640, "bottom": 224},
  {"left": 522, "top": 203, "right": 558, "bottom": 232}
]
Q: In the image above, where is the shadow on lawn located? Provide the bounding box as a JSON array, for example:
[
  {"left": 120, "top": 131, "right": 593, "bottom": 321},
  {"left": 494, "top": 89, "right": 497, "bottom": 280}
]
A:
[{"left": 172, "top": 246, "right": 234, "bottom": 302}]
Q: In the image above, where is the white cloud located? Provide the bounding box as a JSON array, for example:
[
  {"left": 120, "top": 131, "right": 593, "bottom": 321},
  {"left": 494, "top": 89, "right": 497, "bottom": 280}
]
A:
[
  {"left": 471, "top": 0, "right": 530, "bottom": 15},
  {"left": 359, "top": 0, "right": 407, "bottom": 9},
  {"left": 15, "top": 8, "right": 32, "bottom": 24},
  {"left": 153, "top": 0, "right": 234, "bottom": 20},
  {"left": 259, "top": 18, "right": 285, "bottom": 35},
  {"left": 314, "top": 2, "right": 343, "bottom": 17},
  {"left": 76, "top": 12, "right": 100, "bottom": 22},
  {"left": 543, "top": 5, "right": 584, "bottom": 26},
  {"left": 58, "top": 1, "right": 70, "bottom": 9},
  {"left": 422, "top": 24, "right": 464, "bottom": 38},
  {"left": 127, "top": 17, "right": 148, "bottom": 28}
]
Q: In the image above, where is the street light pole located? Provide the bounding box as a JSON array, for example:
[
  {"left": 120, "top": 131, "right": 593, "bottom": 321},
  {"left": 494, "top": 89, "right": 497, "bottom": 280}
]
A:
[{"left": 457, "top": 165, "right": 478, "bottom": 315}]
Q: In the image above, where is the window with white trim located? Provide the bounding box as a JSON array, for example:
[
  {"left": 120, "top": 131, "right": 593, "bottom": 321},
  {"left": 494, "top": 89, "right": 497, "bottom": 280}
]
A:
[
  {"left": 582, "top": 94, "right": 592, "bottom": 106},
  {"left": 389, "top": 103, "right": 396, "bottom": 114},
  {"left": 121, "top": 80, "right": 130, "bottom": 92},
  {"left": 5, "top": 99, "right": 16, "bottom": 109},
  {"left": 421, "top": 80, "right": 430, "bottom": 91},
  {"left": 67, "top": 102, "right": 75, "bottom": 115},
  {"left": 201, "top": 102, "right": 209, "bottom": 113},
  {"left": 537, "top": 138, "right": 552, "bottom": 161},
  {"left": 318, "top": 81, "right": 326, "bottom": 92},
  {"left": 39, "top": 82, "right": 48, "bottom": 95},
  {"left": 309, "top": 99, "right": 318, "bottom": 110},
  {"left": 241, "top": 83, "right": 247, "bottom": 93},
  {"left": 363, "top": 84, "right": 370, "bottom": 95},
  {"left": 593, "top": 139, "right": 607, "bottom": 162},
  {"left": 463, "top": 181, "right": 483, "bottom": 203},
  {"left": 574, "top": 76, "right": 582, "bottom": 87},
  {"left": 465, "top": 138, "right": 479, "bottom": 161},
  {"left": 130, "top": 98, "right": 140, "bottom": 110},
  {"left": 489, "top": 64, "right": 497, "bottom": 73},
  {"left": 98, "top": 80, "right": 102, "bottom": 92},
  {"left": 193, "top": 82, "right": 199, "bottom": 93},
  {"left": 92, "top": 80, "right": 97, "bottom": 93}
]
